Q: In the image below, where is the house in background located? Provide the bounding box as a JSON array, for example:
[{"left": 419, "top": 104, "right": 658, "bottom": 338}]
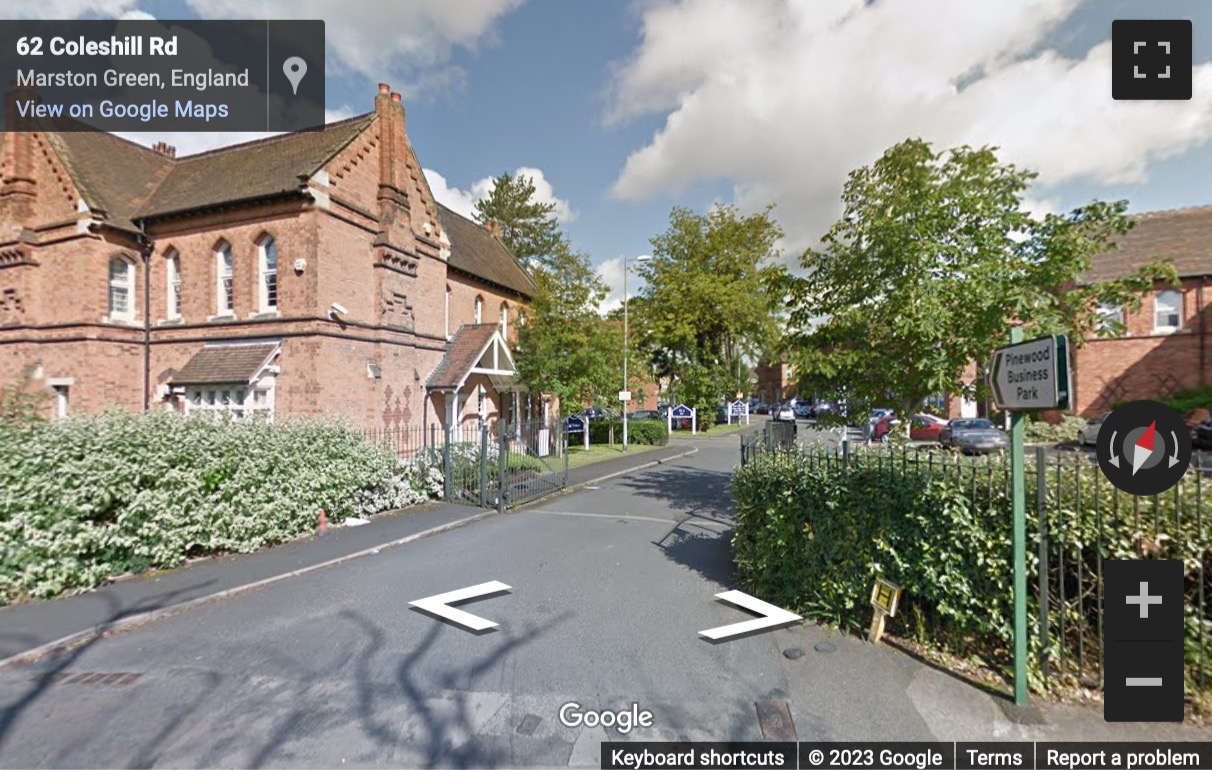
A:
[
  {"left": 942, "top": 205, "right": 1212, "bottom": 419},
  {"left": 1069, "top": 206, "right": 1211, "bottom": 417},
  {"left": 755, "top": 359, "right": 796, "bottom": 405},
  {"left": 0, "top": 83, "right": 537, "bottom": 433}
]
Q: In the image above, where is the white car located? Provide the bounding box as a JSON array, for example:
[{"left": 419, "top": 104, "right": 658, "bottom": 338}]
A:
[
  {"left": 1078, "top": 412, "right": 1110, "bottom": 446},
  {"left": 773, "top": 404, "right": 796, "bottom": 421}
]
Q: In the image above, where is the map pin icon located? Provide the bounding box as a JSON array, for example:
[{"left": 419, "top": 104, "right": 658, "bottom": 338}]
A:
[{"left": 283, "top": 56, "right": 307, "bottom": 95}]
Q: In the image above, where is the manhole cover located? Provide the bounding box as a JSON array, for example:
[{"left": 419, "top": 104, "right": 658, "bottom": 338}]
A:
[
  {"left": 516, "top": 713, "right": 543, "bottom": 735},
  {"left": 813, "top": 641, "right": 836, "bottom": 654},
  {"left": 754, "top": 701, "right": 797, "bottom": 741},
  {"left": 783, "top": 648, "right": 804, "bottom": 660}
]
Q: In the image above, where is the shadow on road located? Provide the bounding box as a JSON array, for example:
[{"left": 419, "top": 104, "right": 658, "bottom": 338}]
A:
[
  {"left": 615, "top": 466, "right": 734, "bottom": 519},
  {"left": 0, "top": 580, "right": 218, "bottom": 756}
]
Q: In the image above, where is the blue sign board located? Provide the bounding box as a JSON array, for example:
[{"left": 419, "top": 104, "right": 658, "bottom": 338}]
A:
[
  {"left": 670, "top": 404, "right": 694, "bottom": 419},
  {"left": 730, "top": 400, "right": 747, "bottom": 415},
  {"left": 566, "top": 415, "right": 585, "bottom": 433}
]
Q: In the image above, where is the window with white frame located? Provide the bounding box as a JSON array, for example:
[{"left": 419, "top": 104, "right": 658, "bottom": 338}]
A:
[
  {"left": 474, "top": 294, "right": 483, "bottom": 324},
  {"left": 185, "top": 385, "right": 273, "bottom": 420},
  {"left": 1096, "top": 301, "right": 1124, "bottom": 332},
  {"left": 166, "top": 250, "right": 181, "bottom": 319},
  {"left": 1154, "top": 290, "right": 1182, "bottom": 332},
  {"left": 499, "top": 302, "right": 508, "bottom": 337},
  {"left": 258, "top": 235, "right": 278, "bottom": 312},
  {"left": 216, "top": 242, "right": 234, "bottom": 315},
  {"left": 107, "top": 256, "right": 135, "bottom": 320},
  {"left": 445, "top": 285, "right": 451, "bottom": 338}
]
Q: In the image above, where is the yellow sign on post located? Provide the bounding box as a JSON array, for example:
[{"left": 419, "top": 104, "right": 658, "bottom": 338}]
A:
[{"left": 868, "top": 578, "right": 901, "bottom": 644}]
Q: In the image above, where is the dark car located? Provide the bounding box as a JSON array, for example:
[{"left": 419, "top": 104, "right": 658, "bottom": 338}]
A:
[
  {"left": 1195, "top": 418, "right": 1212, "bottom": 450},
  {"left": 754, "top": 403, "right": 770, "bottom": 415},
  {"left": 792, "top": 403, "right": 812, "bottom": 420},
  {"left": 941, "top": 418, "right": 1009, "bottom": 454},
  {"left": 580, "top": 407, "right": 616, "bottom": 421},
  {"left": 630, "top": 409, "right": 661, "bottom": 421}
]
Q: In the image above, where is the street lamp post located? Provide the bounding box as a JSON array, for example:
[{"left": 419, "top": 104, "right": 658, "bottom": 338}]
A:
[{"left": 623, "top": 254, "right": 651, "bottom": 451}]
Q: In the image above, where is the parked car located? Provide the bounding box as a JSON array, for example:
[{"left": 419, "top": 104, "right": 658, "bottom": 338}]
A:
[
  {"left": 772, "top": 403, "right": 796, "bottom": 422},
  {"left": 792, "top": 403, "right": 812, "bottom": 420},
  {"left": 1194, "top": 417, "right": 1212, "bottom": 450},
  {"left": 1079, "top": 412, "right": 1110, "bottom": 446},
  {"left": 941, "top": 418, "right": 1009, "bottom": 454},
  {"left": 872, "top": 413, "right": 900, "bottom": 441},
  {"left": 630, "top": 409, "right": 661, "bottom": 421},
  {"left": 810, "top": 402, "right": 833, "bottom": 419},
  {"left": 868, "top": 408, "right": 895, "bottom": 425},
  {"left": 909, "top": 414, "right": 948, "bottom": 441},
  {"left": 754, "top": 403, "right": 770, "bottom": 415}
]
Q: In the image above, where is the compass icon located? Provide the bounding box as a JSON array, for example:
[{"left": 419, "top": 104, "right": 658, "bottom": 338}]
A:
[{"left": 1096, "top": 400, "right": 1192, "bottom": 496}]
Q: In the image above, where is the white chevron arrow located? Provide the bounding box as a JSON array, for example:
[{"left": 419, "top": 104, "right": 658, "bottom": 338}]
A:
[
  {"left": 699, "top": 590, "right": 802, "bottom": 641},
  {"left": 409, "top": 581, "right": 511, "bottom": 631}
]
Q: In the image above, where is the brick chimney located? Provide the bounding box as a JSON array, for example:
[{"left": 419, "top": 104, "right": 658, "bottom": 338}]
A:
[
  {"left": 484, "top": 220, "right": 502, "bottom": 238},
  {"left": 151, "top": 141, "right": 176, "bottom": 158},
  {"left": 376, "top": 82, "right": 405, "bottom": 201}
]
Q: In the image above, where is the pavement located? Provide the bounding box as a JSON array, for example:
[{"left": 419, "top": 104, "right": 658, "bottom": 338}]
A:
[{"left": 0, "top": 432, "right": 1209, "bottom": 768}]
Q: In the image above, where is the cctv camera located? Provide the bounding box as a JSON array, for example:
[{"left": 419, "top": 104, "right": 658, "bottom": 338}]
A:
[{"left": 329, "top": 302, "right": 349, "bottom": 317}]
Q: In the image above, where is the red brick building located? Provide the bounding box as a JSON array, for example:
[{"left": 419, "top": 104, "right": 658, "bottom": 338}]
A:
[
  {"left": 942, "top": 205, "right": 1212, "bottom": 419},
  {"left": 0, "top": 83, "right": 538, "bottom": 433},
  {"left": 1069, "top": 206, "right": 1211, "bottom": 417},
  {"left": 755, "top": 360, "right": 796, "bottom": 405}
]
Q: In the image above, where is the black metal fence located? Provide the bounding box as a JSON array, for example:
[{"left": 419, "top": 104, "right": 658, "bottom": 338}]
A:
[
  {"left": 740, "top": 439, "right": 1212, "bottom": 691},
  {"left": 364, "top": 420, "right": 569, "bottom": 511}
]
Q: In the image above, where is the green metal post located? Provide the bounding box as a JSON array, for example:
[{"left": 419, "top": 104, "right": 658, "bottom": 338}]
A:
[{"left": 1010, "top": 326, "right": 1029, "bottom": 706}]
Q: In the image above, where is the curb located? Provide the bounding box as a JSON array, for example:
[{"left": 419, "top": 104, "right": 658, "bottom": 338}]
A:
[
  {"left": 517, "top": 446, "right": 700, "bottom": 509},
  {"left": 0, "top": 509, "right": 496, "bottom": 671}
]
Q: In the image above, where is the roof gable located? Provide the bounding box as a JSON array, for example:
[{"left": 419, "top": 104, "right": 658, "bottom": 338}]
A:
[
  {"left": 427, "top": 324, "right": 515, "bottom": 391},
  {"left": 170, "top": 342, "right": 280, "bottom": 386}
]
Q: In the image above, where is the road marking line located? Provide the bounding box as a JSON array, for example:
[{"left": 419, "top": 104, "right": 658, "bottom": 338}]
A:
[{"left": 532, "top": 510, "right": 680, "bottom": 525}]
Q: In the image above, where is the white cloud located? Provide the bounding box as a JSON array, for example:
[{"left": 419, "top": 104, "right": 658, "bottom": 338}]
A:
[
  {"left": 609, "top": 0, "right": 1212, "bottom": 258},
  {"left": 185, "top": 0, "right": 525, "bottom": 100},
  {"left": 597, "top": 255, "right": 651, "bottom": 317},
  {"left": 3, "top": 0, "right": 140, "bottom": 17},
  {"left": 423, "top": 166, "right": 576, "bottom": 223}
]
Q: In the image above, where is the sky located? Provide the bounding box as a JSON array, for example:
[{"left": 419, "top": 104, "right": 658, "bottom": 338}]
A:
[{"left": 13, "top": 0, "right": 1212, "bottom": 313}]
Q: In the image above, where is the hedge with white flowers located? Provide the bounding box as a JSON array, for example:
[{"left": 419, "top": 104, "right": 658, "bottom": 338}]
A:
[{"left": 0, "top": 411, "right": 442, "bottom": 604}]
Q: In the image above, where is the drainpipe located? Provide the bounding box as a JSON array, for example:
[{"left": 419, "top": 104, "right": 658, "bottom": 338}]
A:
[
  {"left": 1200, "top": 277, "right": 1208, "bottom": 388},
  {"left": 136, "top": 222, "right": 153, "bottom": 412}
]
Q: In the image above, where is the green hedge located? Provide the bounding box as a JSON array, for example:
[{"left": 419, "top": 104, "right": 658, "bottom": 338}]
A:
[
  {"left": 732, "top": 449, "right": 1212, "bottom": 690},
  {"left": 1022, "top": 414, "right": 1087, "bottom": 444},
  {"left": 588, "top": 419, "right": 669, "bottom": 445},
  {"left": 0, "top": 411, "right": 442, "bottom": 604}
]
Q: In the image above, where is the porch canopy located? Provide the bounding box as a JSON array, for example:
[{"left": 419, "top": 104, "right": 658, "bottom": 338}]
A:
[{"left": 427, "top": 324, "right": 523, "bottom": 429}]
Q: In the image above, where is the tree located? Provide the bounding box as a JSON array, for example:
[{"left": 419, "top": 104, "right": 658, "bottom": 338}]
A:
[
  {"left": 514, "top": 237, "right": 621, "bottom": 414},
  {"left": 472, "top": 172, "right": 563, "bottom": 269},
  {"left": 784, "top": 138, "right": 1177, "bottom": 421},
  {"left": 633, "top": 204, "right": 787, "bottom": 413}
]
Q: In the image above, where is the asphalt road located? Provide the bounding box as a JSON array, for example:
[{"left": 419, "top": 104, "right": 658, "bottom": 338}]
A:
[{"left": 1, "top": 442, "right": 1207, "bottom": 768}]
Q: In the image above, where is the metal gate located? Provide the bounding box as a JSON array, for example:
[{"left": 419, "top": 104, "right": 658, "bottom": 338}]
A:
[{"left": 443, "top": 419, "right": 569, "bottom": 510}]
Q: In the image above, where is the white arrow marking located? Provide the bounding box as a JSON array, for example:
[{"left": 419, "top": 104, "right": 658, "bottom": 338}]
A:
[
  {"left": 1170, "top": 431, "right": 1181, "bottom": 468},
  {"left": 699, "top": 590, "right": 802, "bottom": 641},
  {"left": 1108, "top": 430, "right": 1120, "bottom": 468},
  {"left": 409, "top": 581, "right": 511, "bottom": 631}
]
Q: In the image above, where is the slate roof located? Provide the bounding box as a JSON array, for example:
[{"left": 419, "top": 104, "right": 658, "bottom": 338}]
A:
[
  {"left": 427, "top": 325, "right": 500, "bottom": 390},
  {"left": 170, "top": 343, "right": 280, "bottom": 386},
  {"left": 1081, "top": 205, "right": 1212, "bottom": 283},
  {"left": 437, "top": 203, "right": 536, "bottom": 299},
  {"left": 138, "top": 114, "right": 375, "bottom": 219},
  {"left": 38, "top": 115, "right": 535, "bottom": 297},
  {"left": 41, "top": 113, "right": 373, "bottom": 228}
]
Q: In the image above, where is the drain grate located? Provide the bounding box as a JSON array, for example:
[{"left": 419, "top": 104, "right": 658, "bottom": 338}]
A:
[
  {"left": 754, "top": 701, "right": 797, "bottom": 741},
  {"left": 516, "top": 713, "right": 543, "bottom": 735},
  {"left": 30, "top": 672, "right": 142, "bottom": 686}
]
